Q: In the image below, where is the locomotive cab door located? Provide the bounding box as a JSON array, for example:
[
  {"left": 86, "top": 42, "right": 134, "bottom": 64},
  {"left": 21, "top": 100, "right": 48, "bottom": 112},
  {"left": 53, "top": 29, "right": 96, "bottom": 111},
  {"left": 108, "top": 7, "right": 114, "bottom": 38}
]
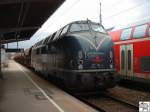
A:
[{"left": 120, "top": 44, "right": 133, "bottom": 77}]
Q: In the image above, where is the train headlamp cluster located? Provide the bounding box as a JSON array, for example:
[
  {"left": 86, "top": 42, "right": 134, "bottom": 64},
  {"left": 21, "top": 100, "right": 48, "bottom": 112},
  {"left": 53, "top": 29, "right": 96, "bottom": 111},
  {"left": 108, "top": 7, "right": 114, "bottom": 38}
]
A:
[
  {"left": 78, "top": 51, "right": 84, "bottom": 70},
  {"left": 109, "top": 51, "right": 113, "bottom": 68},
  {"left": 78, "top": 60, "right": 83, "bottom": 69}
]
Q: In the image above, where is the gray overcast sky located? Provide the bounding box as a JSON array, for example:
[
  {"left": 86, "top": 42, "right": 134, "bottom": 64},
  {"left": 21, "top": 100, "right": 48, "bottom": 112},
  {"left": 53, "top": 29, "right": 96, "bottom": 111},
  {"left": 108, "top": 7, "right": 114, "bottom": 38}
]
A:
[{"left": 7, "top": 0, "right": 150, "bottom": 49}]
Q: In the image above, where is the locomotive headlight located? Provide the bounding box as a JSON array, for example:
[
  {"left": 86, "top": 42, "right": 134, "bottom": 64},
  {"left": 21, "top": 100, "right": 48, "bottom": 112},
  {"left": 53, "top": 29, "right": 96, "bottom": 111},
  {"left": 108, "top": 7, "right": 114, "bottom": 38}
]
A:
[
  {"left": 79, "top": 60, "right": 83, "bottom": 64},
  {"left": 109, "top": 51, "right": 113, "bottom": 63},
  {"left": 109, "top": 51, "right": 113, "bottom": 68},
  {"left": 109, "top": 51, "right": 113, "bottom": 59},
  {"left": 110, "top": 64, "right": 113, "bottom": 69},
  {"left": 78, "top": 60, "right": 83, "bottom": 69},
  {"left": 78, "top": 64, "right": 83, "bottom": 70},
  {"left": 78, "top": 51, "right": 84, "bottom": 69}
]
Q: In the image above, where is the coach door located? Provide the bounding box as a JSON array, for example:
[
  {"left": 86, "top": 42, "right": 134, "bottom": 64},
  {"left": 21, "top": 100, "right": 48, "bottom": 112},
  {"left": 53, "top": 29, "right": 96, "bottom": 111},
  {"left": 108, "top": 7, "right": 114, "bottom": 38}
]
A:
[
  {"left": 126, "top": 44, "right": 133, "bottom": 76},
  {"left": 120, "top": 44, "right": 133, "bottom": 77},
  {"left": 120, "top": 45, "right": 126, "bottom": 75}
]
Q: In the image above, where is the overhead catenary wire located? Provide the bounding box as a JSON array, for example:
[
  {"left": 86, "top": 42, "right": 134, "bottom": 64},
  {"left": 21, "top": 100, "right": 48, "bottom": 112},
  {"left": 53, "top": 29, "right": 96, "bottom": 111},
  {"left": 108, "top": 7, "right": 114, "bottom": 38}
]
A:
[
  {"left": 43, "top": 0, "right": 81, "bottom": 29},
  {"left": 104, "top": 0, "right": 150, "bottom": 21}
]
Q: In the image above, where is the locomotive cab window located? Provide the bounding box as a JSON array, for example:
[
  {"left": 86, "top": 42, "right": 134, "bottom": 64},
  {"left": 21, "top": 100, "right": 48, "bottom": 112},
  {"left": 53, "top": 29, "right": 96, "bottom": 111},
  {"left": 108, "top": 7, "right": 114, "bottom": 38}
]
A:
[
  {"left": 41, "top": 46, "right": 48, "bottom": 54},
  {"left": 48, "top": 32, "right": 56, "bottom": 42},
  {"left": 38, "top": 40, "right": 43, "bottom": 46},
  {"left": 36, "top": 48, "right": 40, "bottom": 54},
  {"left": 69, "top": 22, "right": 106, "bottom": 34},
  {"left": 53, "top": 30, "right": 62, "bottom": 41},
  {"left": 48, "top": 44, "right": 57, "bottom": 54},
  {"left": 120, "top": 28, "right": 132, "bottom": 40},
  {"left": 91, "top": 24, "right": 106, "bottom": 33},
  {"left": 70, "top": 23, "right": 89, "bottom": 32},
  {"left": 51, "top": 46, "right": 57, "bottom": 53},
  {"left": 133, "top": 24, "right": 147, "bottom": 38},
  {"left": 61, "top": 25, "right": 69, "bottom": 36},
  {"left": 43, "top": 37, "right": 50, "bottom": 45}
]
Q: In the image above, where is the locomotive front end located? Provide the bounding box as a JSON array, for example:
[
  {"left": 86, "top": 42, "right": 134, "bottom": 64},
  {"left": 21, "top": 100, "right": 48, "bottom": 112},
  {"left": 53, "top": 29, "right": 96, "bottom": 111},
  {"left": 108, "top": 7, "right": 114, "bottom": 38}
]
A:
[{"left": 63, "top": 21, "right": 117, "bottom": 91}]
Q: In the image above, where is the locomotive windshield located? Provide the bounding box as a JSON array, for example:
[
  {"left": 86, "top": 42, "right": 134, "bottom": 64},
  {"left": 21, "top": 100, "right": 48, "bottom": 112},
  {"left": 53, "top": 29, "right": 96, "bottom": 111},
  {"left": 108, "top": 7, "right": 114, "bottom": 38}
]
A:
[
  {"left": 70, "top": 23, "right": 89, "bottom": 32},
  {"left": 91, "top": 24, "right": 106, "bottom": 33},
  {"left": 69, "top": 22, "right": 106, "bottom": 34}
]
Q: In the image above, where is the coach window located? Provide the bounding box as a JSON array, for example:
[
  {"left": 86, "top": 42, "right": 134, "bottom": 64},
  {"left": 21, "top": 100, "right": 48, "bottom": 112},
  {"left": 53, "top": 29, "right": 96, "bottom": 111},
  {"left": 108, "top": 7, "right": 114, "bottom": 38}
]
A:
[
  {"left": 121, "top": 50, "right": 125, "bottom": 69},
  {"left": 120, "top": 28, "right": 132, "bottom": 40},
  {"left": 140, "top": 57, "right": 150, "bottom": 72},
  {"left": 133, "top": 24, "right": 147, "bottom": 38},
  {"left": 128, "top": 50, "right": 131, "bottom": 70},
  {"left": 148, "top": 26, "right": 150, "bottom": 36}
]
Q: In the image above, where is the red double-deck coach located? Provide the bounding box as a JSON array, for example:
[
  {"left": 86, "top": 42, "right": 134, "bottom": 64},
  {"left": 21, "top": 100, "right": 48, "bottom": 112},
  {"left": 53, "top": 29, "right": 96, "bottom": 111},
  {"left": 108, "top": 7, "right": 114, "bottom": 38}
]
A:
[{"left": 109, "top": 20, "right": 150, "bottom": 83}]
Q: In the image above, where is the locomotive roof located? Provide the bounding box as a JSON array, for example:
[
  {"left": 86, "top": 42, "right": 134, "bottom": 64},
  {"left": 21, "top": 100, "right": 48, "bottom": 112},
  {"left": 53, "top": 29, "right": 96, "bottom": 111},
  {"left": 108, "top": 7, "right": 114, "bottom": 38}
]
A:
[
  {"left": 33, "top": 20, "right": 103, "bottom": 48},
  {"left": 69, "top": 20, "right": 100, "bottom": 25}
]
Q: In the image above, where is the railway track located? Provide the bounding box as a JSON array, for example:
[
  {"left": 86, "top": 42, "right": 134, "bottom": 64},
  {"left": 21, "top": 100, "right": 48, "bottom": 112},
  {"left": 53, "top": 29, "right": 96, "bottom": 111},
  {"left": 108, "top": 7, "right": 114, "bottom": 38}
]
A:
[
  {"left": 104, "top": 92, "right": 139, "bottom": 109},
  {"left": 75, "top": 92, "right": 138, "bottom": 112},
  {"left": 79, "top": 97, "right": 138, "bottom": 112},
  {"left": 26, "top": 66, "right": 143, "bottom": 112},
  {"left": 34, "top": 70, "right": 142, "bottom": 112}
]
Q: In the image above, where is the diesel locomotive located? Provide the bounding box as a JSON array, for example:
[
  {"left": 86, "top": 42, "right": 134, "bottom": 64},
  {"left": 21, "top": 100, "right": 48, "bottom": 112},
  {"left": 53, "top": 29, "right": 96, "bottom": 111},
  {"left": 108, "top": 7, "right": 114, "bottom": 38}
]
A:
[{"left": 16, "top": 20, "right": 116, "bottom": 91}]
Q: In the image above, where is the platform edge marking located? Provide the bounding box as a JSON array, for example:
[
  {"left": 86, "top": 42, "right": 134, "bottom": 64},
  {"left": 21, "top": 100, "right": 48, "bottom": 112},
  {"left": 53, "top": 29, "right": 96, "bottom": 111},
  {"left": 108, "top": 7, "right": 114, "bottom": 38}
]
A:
[{"left": 15, "top": 63, "right": 65, "bottom": 112}]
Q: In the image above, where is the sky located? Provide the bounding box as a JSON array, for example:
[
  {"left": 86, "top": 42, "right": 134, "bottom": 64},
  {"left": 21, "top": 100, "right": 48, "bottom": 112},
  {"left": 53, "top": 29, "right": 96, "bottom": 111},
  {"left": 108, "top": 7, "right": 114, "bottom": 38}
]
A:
[{"left": 7, "top": 0, "right": 150, "bottom": 49}]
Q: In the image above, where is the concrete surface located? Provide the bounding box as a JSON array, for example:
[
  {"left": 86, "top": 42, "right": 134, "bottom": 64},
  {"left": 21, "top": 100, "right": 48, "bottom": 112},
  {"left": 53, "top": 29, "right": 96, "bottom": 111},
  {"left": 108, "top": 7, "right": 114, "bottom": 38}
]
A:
[{"left": 0, "top": 60, "right": 97, "bottom": 112}]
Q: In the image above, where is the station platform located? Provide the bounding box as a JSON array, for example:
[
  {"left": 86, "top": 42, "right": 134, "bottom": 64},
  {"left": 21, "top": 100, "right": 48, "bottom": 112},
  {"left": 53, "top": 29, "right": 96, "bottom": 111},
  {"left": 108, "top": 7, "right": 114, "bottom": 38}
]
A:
[{"left": 0, "top": 60, "right": 97, "bottom": 112}]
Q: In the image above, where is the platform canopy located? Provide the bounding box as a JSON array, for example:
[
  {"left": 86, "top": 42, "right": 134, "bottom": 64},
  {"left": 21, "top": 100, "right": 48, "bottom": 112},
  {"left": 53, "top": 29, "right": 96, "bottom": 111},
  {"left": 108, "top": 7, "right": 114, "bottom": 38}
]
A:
[{"left": 0, "top": 0, "right": 65, "bottom": 44}]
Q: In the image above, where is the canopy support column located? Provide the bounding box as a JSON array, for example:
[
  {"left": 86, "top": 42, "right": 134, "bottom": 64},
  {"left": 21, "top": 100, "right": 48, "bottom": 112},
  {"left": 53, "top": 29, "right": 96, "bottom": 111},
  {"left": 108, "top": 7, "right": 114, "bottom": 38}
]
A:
[{"left": 0, "top": 34, "right": 3, "bottom": 79}]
